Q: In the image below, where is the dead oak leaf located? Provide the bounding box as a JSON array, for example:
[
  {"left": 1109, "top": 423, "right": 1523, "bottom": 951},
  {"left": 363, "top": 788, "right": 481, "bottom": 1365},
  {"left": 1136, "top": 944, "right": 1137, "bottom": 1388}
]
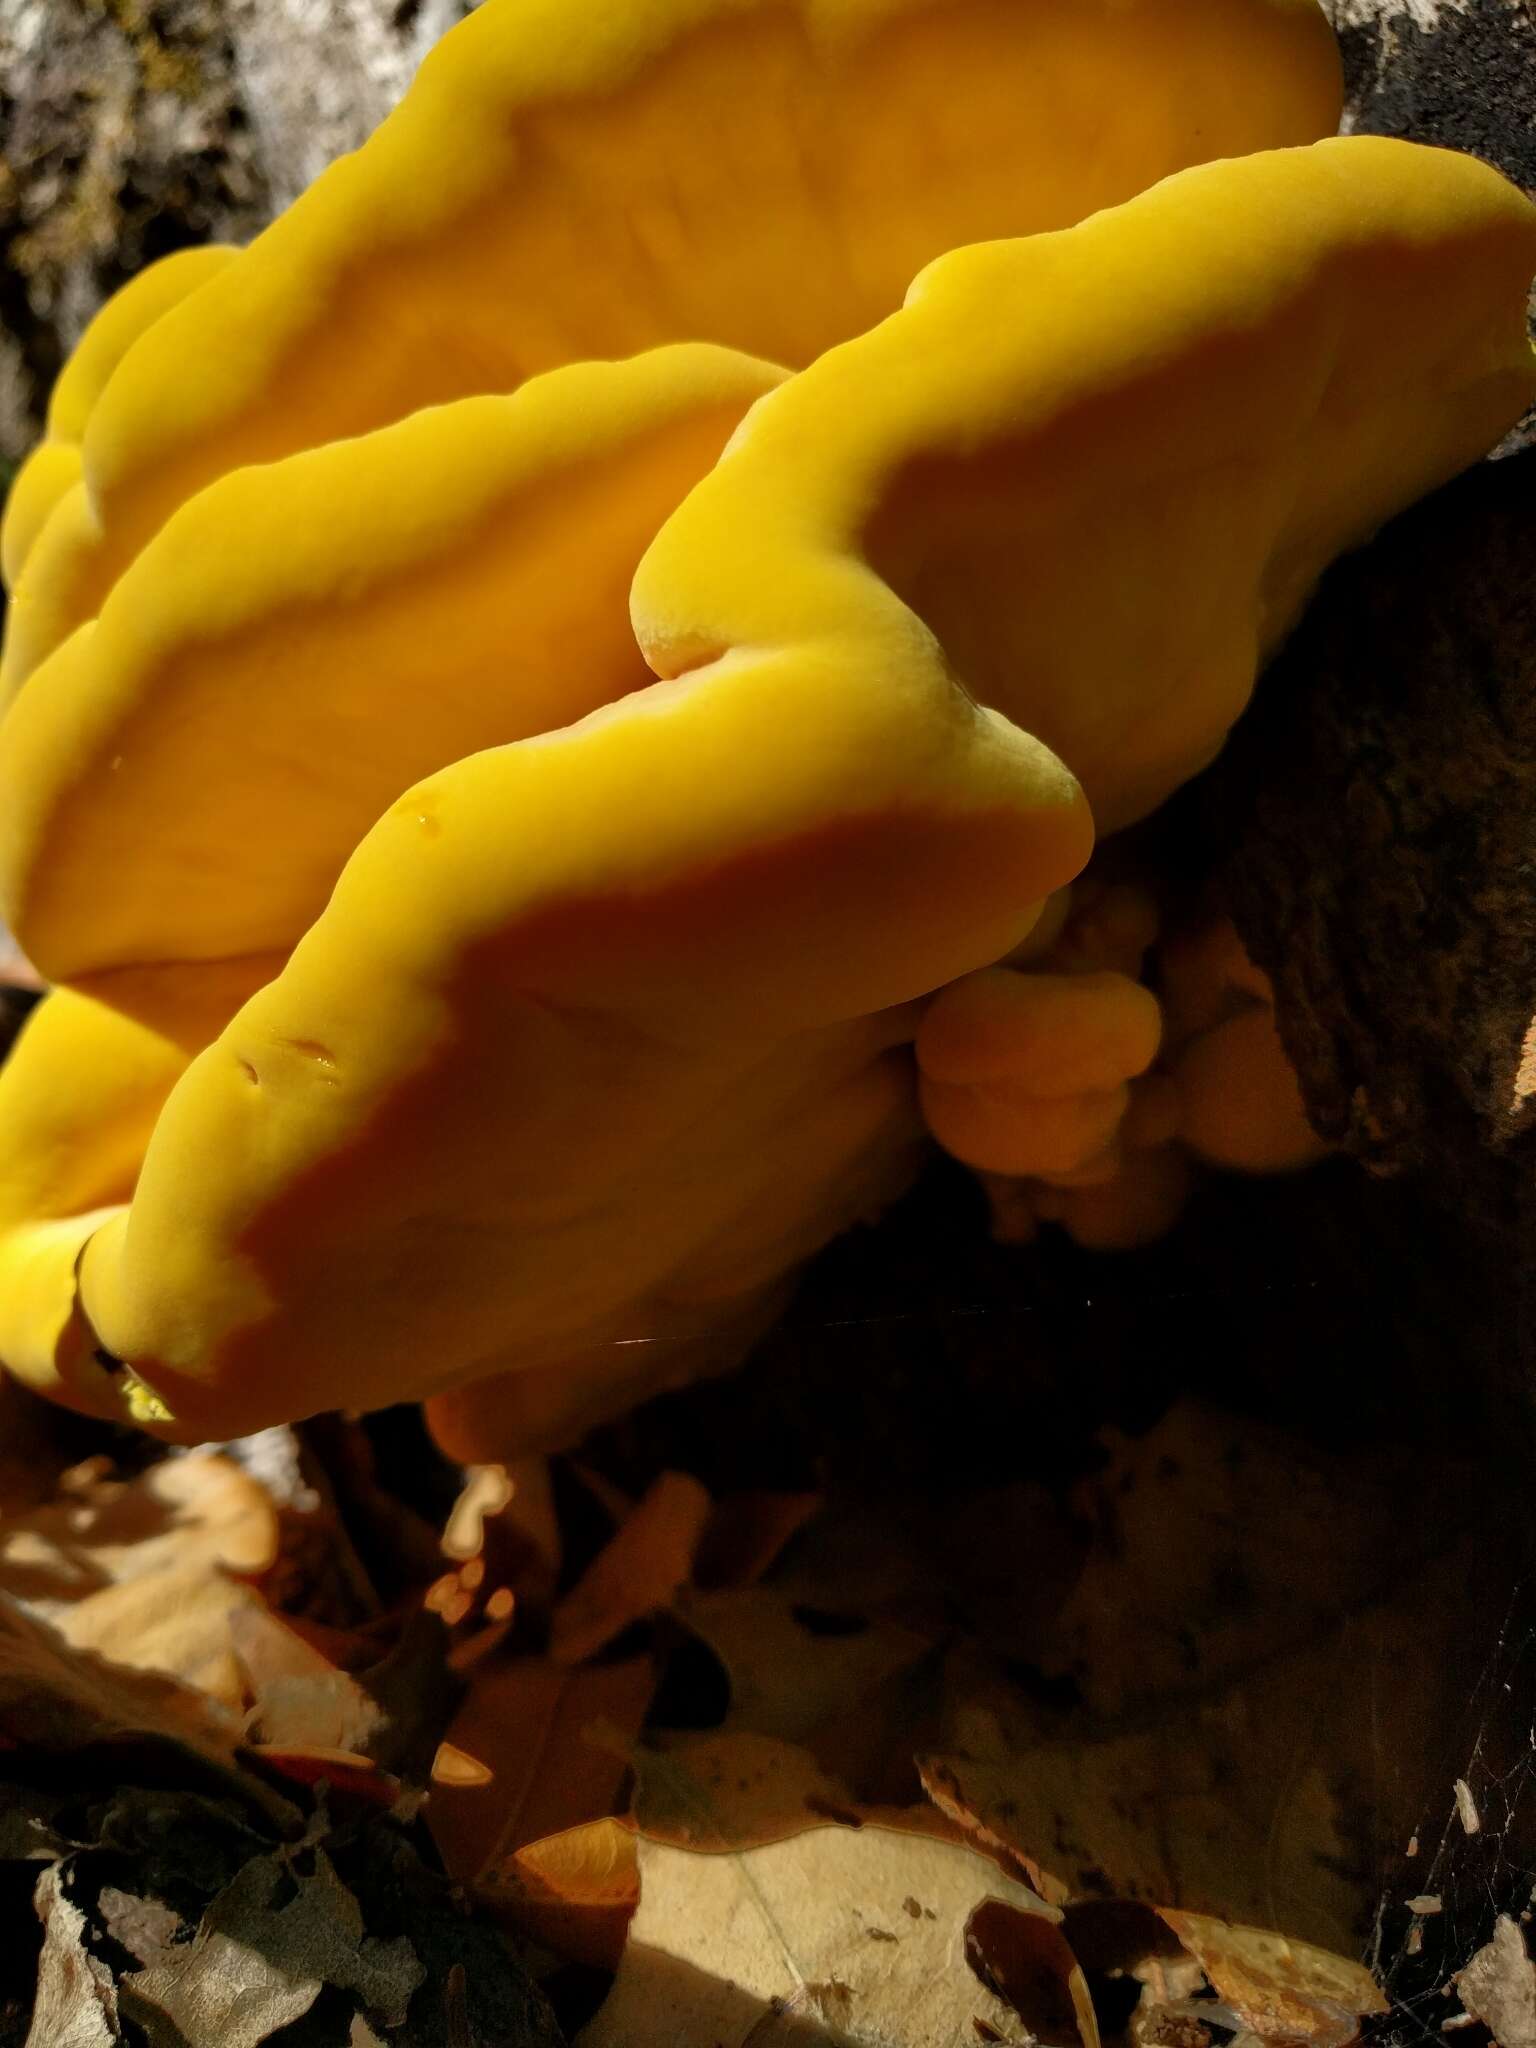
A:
[
  {"left": 1, "top": 1452, "right": 280, "bottom": 1710},
  {"left": 919, "top": 1739, "right": 1386, "bottom": 2046},
  {"left": 673, "top": 1584, "right": 934, "bottom": 1748},
  {"left": 485, "top": 1726, "right": 975, "bottom": 1976},
  {"left": 429, "top": 1654, "right": 654, "bottom": 1903},
  {"left": 3, "top": 1453, "right": 278, "bottom": 1600},
  {"left": 0, "top": 1594, "right": 299, "bottom": 1832},
  {"left": 965, "top": 1902, "right": 1102, "bottom": 2048},
  {"left": 552, "top": 1470, "right": 712, "bottom": 1665},
  {"left": 229, "top": 1600, "right": 387, "bottom": 1754},
  {"left": 634, "top": 1730, "right": 863, "bottom": 1851},
  {"left": 25, "top": 1861, "right": 119, "bottom": 2048},
  {"left": 492, "top": 1816, "right": 641, "bottom": 1972},
  {"left": 95, "top": 1885, "right": 185, "bottom": 1972},
  {"left": 633, "top": 1728, "right": 970, "bottom": 1862},
  {"left": 578, "top": 1823, "right": 1058, "bottom": 2048},
  {"left": 1156, "top": 1912, "right": 1386, "bottom": 2048},
  {"left": 694, "top": 1491, "right": 824, "bottom": 1593},
  {"left": 916, "top": 1407, "right": 1514, "bottom": 1957},
  {"left": 1047, "top": 1404, "right": 1482, "bottom": 1723},
  {"left": 918, "top": 1692, "right": 1362, "bottom": 1956},
  {"left": 119, "top": 1844, "right": 424, "bottom": 2048}
]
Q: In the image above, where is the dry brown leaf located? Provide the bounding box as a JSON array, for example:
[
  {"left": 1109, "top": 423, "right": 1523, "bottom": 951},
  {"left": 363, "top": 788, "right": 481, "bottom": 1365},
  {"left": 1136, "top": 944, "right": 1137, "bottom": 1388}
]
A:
[
  {"left": 495, "top": 1817, "right": 641, "bottom": 1970},
  {"left": 632, "top": 1728, "right": 970, "bottom": 1869},
  {"left": 96, "top": 1885, "right": 184, "bottom": 1972},
  {"left": 230, "top": 1601, "right": 387, "bottom": 1753},
  {"left": 433, "top": 1740, "right": 495, "bottom": 1787},
  {"left": 567, "top": 1461, "right": 637, "bottom": 1527},
  {"left": 0, "top": 1452, "right": 280, "bottom": 1708},
  {"left": 34, "top": 1575, "right": 273, "bottom": 1712},
  {"left": 20, "top": 1452, "right": 276, "bottom": 1583},
  {"left": 908, "top": 1481, "right": 1083, "bottom": 1668},
  {"left": 1458, "top": 1916, "right": 1536, "bottom": 2048},
  {"left": 123, "top": 1922, "right": 320, "bottom": 2046},
  {"left": 1157, "top": 1912, "right": 1386, "bottom": 2048},
  {"left": 666, "top": 1504, "right": 952, "bottom": 1792},
  {"left": 965, "top": 1904, "right": 1103, "bottom": 2048},
  {"left": 336, "top": 1608, "right": 463, "bottom": 1780},
  {"left": 578, "top": 1822, "right": 1058, "bottom": 2048},
  {"left": 429, "top": 1653, "right": 655, "bottom": 1893},
  {"left": 694, "top": 1492, "right": 824, "bottom": 1591},
  {"left": 235, "top": 1588, "right": 461, "bottom": 1800},
  {"left": 674, "top": 1584, "right": 934, "bottom": 1747},
  {"left": 914, "top": 1396, "right": 1517, "bottom": 1955},
  {"left": 26, "top": 1862, "right": 119, "bottom": 2048},
  {"left": 252, "top": 1743, "right": 402, "bottom": 1809},
  {"left": 0, "top": 1594, "right": 299, "bottom": 1829},
  {"left": 119, "top": 1845, "right": 423, "bottom": 2047},
  {"left": 635, "top": 1730, "right": 859, "bottom": 1849},
  {"left": 7, "top": 1771, "right": 564, "bottom": 2048},
  {"left": 1048, "top": 1404, "right": 1481, "bottom": 1722},
  {"left": 259, "top": 1608, "right": 387, "bottom": 1672},
  {"left": 920, "top": 1692, "right": 1364, "bottom": 1952},
  {"left": 551, "top": 1470, "right": 712, "bottom": 1665}
]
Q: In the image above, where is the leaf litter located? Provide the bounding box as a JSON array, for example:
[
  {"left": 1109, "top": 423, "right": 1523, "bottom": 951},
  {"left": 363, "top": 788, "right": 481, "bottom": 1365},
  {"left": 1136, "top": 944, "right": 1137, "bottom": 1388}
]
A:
[{"left": 0, "top": 1351, "right": 1527, "bottom": 2046}]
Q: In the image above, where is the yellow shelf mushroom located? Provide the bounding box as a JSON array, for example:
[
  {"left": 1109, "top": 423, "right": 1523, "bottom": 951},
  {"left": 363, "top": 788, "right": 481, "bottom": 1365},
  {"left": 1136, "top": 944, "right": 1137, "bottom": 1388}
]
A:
[
  {"left": 0, "top": 0, "right": 1531, "bottom": 1456},
  {"left": 1, "top": 0, "right": 1341, "bottom": 697},
  {"left": 971, "top": 901, "right": 1330, "bottom": 1254},
  {"left": 0, "top": 246, "right": 236, "bottom": 594}
]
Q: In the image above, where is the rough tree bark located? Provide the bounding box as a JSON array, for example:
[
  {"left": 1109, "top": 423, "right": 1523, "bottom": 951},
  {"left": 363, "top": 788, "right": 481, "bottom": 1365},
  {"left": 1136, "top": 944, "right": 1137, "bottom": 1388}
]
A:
[
  {"left": 1205, "top": 456, "right": 1536, "bottom": 1200},
  {"left": 1195, "top": 2, "right": 1536, "bottom": 1256}
]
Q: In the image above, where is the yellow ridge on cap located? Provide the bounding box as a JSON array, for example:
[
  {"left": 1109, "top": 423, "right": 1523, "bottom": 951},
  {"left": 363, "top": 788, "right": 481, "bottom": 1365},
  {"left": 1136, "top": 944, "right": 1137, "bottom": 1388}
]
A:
[
  {"left": 0, "top": 344, "right": 786, "bottom": 1036},
  {"left": 0, "top": 247, "right": 236, "bottom": 591},
  {"left": 0, "top": 0, "right": 1340, "bottom": 691},
  {"left": 0, "top": 990, "right": 187, "bottom": 1417},
  {"left": 636, "top": 136, "right": 1536, "bottom": 833}
]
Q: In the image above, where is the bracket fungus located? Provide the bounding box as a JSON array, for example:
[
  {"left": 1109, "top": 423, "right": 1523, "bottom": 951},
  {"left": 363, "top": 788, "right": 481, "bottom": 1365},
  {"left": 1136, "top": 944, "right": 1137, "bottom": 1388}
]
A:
[{"left": 0, "top": 0, "right": 1532, "bottom": 1454}]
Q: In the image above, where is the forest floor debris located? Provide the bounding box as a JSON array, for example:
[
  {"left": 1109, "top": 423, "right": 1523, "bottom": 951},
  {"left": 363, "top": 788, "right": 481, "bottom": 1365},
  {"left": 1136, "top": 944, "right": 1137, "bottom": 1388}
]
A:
[{"left": 2, "top": 1286, "right": 1529, "bottom": 2048}]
